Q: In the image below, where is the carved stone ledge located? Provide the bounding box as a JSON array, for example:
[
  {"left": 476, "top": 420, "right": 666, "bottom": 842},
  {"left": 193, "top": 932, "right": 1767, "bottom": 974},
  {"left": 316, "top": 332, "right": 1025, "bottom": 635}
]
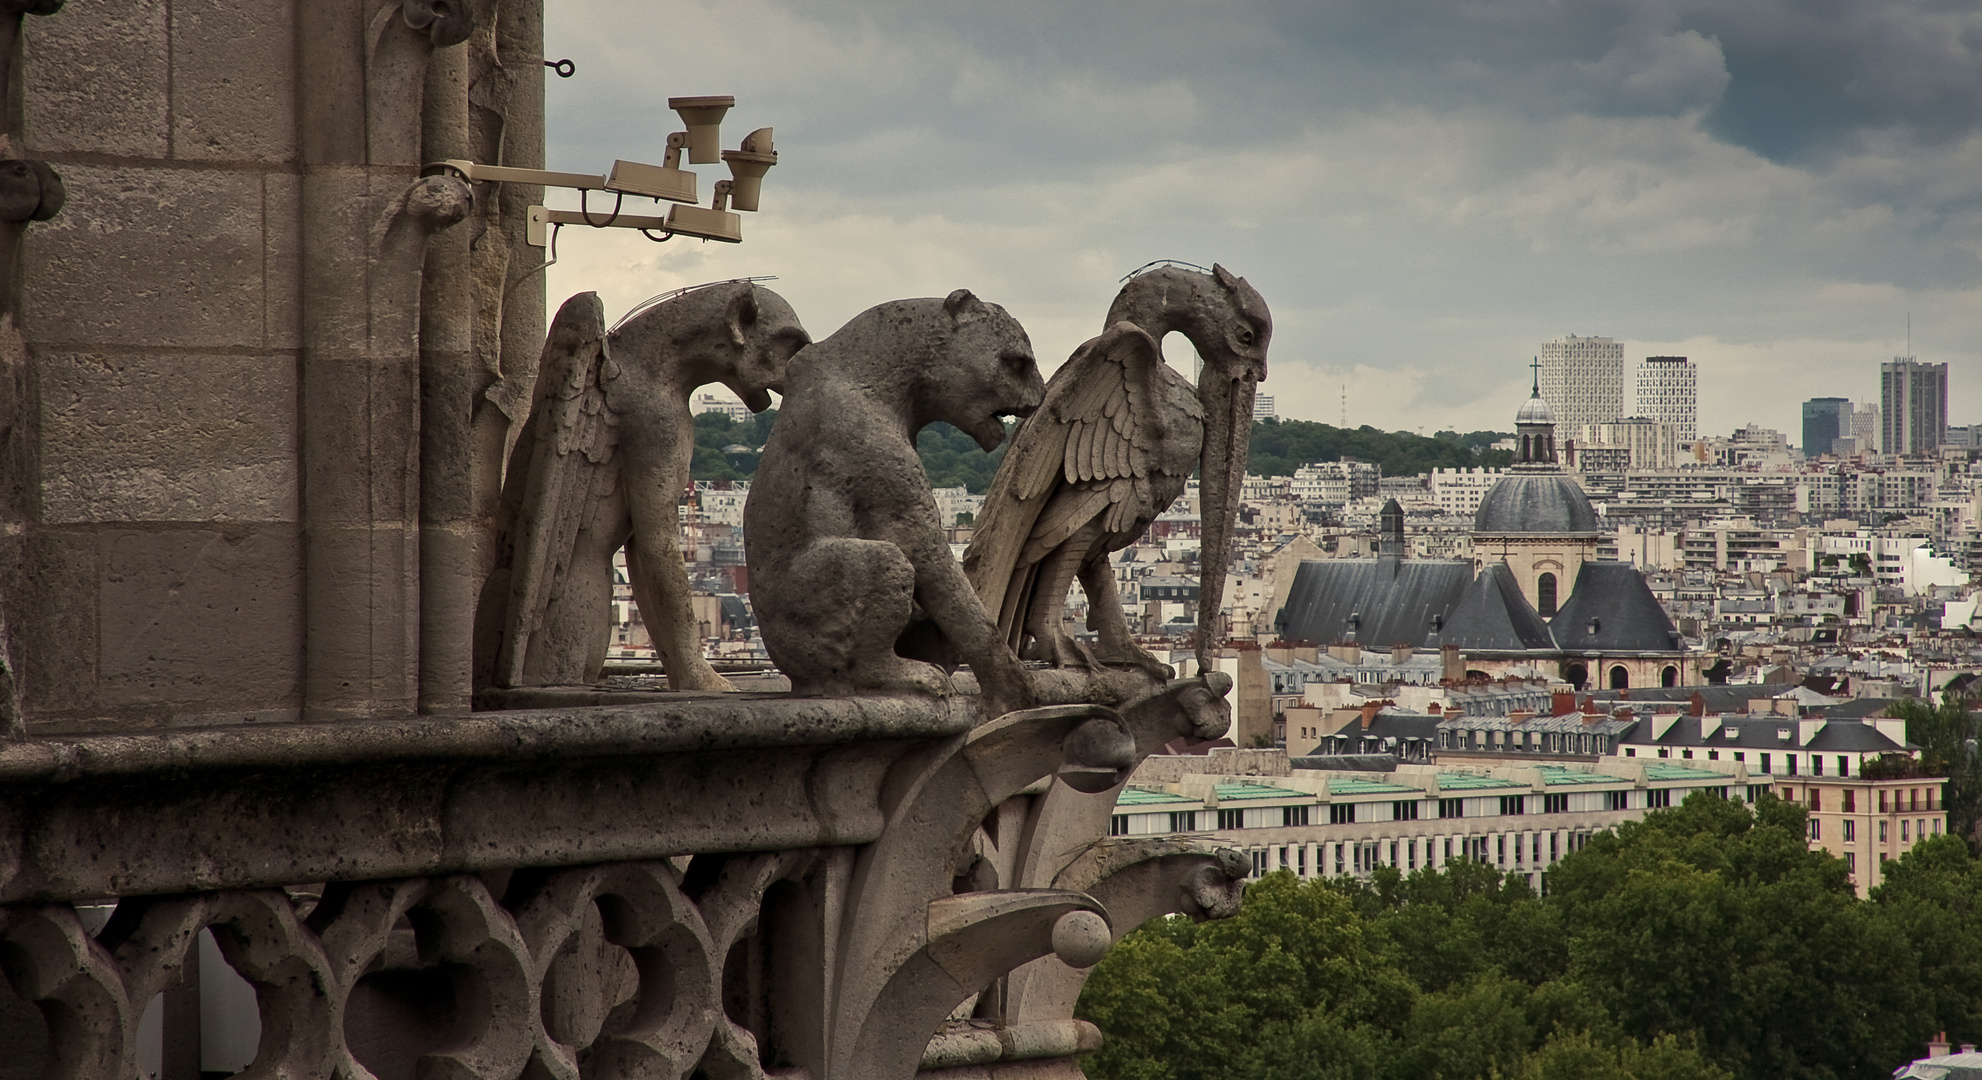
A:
[
  {"left": 920, "top": 1019, "right": 1102, "bottom": 1071},
  {"left": 0, "top": 694, "right": 971, "bottom": 903}
]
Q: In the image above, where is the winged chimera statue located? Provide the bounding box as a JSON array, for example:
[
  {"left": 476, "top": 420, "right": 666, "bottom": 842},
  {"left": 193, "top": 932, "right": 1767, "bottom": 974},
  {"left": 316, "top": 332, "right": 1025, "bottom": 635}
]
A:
[
  {"left": 963, "top": 263, "right": 1269, "bottom": 678},
  {"left": 474, "top": 282, "right": 809, "bottom": 693}
]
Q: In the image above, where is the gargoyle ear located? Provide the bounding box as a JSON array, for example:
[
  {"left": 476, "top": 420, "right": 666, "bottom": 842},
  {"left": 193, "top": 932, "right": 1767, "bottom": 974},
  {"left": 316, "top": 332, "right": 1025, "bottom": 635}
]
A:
[
  {"left": 1212, "top": 263, "right": 1241, "bottom": 292},
  {"left": 944, "top": 289, "right": 978, "bottom": 319},
  {"left": 726, "top": 284, "right": 759, "bottom": 346}
]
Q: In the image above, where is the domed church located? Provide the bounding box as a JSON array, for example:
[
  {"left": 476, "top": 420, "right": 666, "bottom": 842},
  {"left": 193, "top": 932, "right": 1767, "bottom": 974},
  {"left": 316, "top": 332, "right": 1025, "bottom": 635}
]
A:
[
  {"left": 1472, "top": 373, "right": 1600, "bottom": 618},
  {"left": 1274, "top": 368, "right": 1697, "bottom": 691}
]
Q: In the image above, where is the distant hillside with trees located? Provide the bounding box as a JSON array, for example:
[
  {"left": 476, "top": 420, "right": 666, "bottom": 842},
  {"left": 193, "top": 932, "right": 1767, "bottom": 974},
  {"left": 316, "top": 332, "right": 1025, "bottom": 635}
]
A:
[
  {"left": 688, "top": 412, "right": 1515, "bottom": 492},
  {"left": 1249, "top": 418, "right": 1515, "bottom": 478}
]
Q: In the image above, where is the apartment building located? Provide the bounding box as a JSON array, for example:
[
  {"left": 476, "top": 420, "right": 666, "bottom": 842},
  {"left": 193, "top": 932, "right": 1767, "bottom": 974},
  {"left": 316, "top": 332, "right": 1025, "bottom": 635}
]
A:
[
  {"left": 1540, "top": 335, "right": 1626, "bottom": 432},
  {"left": 1785, "top": 773, "right": 1946, "bottom": 895},
  {"left": 1111, "top": 756, "right": 1756, "bottom": 894},
  {"left": 1636, "top": 356, "right": 1698, "bottom": 445}
]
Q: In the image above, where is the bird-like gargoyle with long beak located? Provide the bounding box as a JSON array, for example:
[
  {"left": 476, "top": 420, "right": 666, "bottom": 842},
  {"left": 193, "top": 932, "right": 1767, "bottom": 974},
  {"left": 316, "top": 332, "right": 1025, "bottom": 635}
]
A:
[{"left": 964, "top": 262, "right": 1270, "bottom": 678}]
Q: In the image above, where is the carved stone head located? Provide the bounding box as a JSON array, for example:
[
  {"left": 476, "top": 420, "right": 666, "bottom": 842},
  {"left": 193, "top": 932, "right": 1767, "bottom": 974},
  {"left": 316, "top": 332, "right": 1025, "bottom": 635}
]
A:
[{"left": 926, "top": 289, "right": 1046, "bottom": 451}]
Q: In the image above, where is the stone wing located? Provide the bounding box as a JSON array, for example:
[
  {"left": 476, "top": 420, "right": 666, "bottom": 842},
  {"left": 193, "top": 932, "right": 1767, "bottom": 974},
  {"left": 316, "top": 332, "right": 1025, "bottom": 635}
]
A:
[
  {"left": 964, "top": 322, "right": 1164, "bottom": 650},
  {"left": 475, "top": 291, "right": 622, "bottom": 689}
]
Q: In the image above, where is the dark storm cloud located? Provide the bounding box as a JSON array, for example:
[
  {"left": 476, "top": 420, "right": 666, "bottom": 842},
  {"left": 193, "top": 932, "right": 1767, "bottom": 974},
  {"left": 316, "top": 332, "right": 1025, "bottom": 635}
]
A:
[
  {"left": 1254, "top": 0, "right": 1982, "bottom": 162},
  {"left": 1683, "top": 1, "right": 1982, "bottom": 161}
]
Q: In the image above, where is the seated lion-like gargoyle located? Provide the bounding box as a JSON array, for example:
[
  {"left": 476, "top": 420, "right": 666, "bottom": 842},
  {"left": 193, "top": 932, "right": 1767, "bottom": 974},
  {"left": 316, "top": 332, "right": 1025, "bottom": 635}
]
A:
[{"left": 745, "top": 290, "right": 1046, "bottom": 718}]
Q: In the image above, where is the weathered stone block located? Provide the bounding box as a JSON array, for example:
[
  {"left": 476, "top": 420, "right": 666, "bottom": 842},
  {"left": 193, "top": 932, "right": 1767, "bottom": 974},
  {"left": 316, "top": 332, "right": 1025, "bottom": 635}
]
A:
[
  {"left": 8, "top": 529, "right": 97, "bottom": 717},
  {"left": 264, "top": 172, "right": 302, "bottom": 349},
  {"left": 38, "top": 351, "right": 298, "bottom": 523},
  {"left": 170, "top": 0, "right": 298, "bottom": 162},
  {"left": 98, "top": 527, "right": 303, "bottom": 710},
  {"left": 22, "top": 0, "right": 170, "bottom": 158},
  {"left": 23, "top": 165, "right": 266, "bottom": 349}
]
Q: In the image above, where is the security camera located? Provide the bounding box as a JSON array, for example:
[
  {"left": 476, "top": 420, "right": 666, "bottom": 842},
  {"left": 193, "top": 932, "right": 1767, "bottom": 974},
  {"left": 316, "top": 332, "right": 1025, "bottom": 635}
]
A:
[
  {"left": 606, "top": 131, "right": 697, "bottom": 203},
  {"left": 668, "top": 95, "right": 735, "bottom": 164},
  {"left": 664, "top": 179, "right": 742, "bottom": 243},
  {"left": 720, "top": 128, "right": 776, "bottom": 212}
]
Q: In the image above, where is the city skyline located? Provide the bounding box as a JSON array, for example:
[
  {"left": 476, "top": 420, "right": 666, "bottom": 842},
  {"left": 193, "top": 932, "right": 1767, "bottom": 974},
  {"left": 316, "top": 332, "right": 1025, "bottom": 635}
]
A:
[{"left": 543, "top": 1, "right": 1982, "bottom": 440}]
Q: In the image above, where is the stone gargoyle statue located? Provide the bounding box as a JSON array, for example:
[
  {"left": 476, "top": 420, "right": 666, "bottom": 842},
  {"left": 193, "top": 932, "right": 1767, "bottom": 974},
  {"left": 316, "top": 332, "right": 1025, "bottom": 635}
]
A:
[
  {"left": 474, "top": 281, "right": 809, "bottom": 692},
  {"left": 964, "top": 262, "right": 1270, "bottom": 678},
  {"left": 745, "top": 289, "right": 1045, "bottom": 718}
]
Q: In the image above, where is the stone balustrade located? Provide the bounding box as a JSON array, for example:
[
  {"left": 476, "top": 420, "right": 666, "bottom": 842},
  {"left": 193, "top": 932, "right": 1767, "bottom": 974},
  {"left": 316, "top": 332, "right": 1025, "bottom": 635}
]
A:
[{"left": 0, "top": 672, "right": 1244, "bottom": 1080}]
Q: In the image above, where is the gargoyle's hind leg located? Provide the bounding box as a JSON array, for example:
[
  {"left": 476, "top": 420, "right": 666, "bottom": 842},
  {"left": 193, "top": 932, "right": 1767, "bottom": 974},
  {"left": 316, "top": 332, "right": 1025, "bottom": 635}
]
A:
[
  {"left": 1079, "top": 555, "right": 1174, "bottom": 680},
  {"left": 1022, "top": 522, "right": 1100, "bottom": 670},
  {"left": 779, "top": 539, "right": 948, "bottom": 698}
]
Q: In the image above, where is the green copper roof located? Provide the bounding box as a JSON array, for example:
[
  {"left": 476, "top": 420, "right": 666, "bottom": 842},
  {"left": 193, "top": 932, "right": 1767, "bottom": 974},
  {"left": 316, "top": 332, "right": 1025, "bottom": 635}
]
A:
[
  {"left": 1436, "top": 774, "right": 1524, "bottom": 791},
  {"left": 1215, "top": 782, "right": 1309, "bottom": 800},
  {"left": 1538, "top": 766, "right": 1629, "bottom": 786},
  {"left": 1116, "top": 788, "right": 1194, "bottom": 806},
  {"left": 1328, "top": 777, "right": 1421, "bottom": 795},
  {"left": 1643, "top": 763, "right": 1732, "bottom": 782}
]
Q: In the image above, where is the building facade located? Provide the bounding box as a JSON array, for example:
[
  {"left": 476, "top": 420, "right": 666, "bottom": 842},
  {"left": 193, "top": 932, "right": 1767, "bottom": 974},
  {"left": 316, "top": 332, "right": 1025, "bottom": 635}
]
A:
[
  {"left": 1882, "top": 358, "right": 1948, "bottom": 456},
  {"left": 1113, "top": 758, "right": 1757, "bottom": 894},
  {"left": 1636, "top": 356, "right": 1697, "bottom": 445},
  {"left": 1540, "top": 335, "right": 1625, "bottom": 432},
  {"left": 1570, "top": 417, "right": 1678, "bottom": 471},
  {"left": 1802, "top": 397, "right": 1852, "bottom": 457}
]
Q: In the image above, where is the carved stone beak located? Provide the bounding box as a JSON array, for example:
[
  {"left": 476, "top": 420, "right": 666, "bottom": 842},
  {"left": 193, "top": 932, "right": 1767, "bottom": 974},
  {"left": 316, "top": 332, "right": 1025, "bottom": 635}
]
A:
[{"left": 1194, "top": 370, "right": 1257, "bottom": 671}]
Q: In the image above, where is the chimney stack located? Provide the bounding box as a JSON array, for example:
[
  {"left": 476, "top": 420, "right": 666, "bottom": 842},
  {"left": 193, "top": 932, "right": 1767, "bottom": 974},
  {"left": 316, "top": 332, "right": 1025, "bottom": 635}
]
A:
[
  {"left": 1551, "top": 690, "right": 1576, "bottom": 716},
  {"left": 1360, "top": 702, "right": 1379, "bottom": 729},
  {"left": 1929, "top": 1033, "right": 1952, "bottom": 1058}
]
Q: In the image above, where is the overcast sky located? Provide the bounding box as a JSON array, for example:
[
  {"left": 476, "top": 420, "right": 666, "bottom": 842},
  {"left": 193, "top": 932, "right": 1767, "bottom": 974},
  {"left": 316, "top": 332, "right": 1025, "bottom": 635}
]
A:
[{"left": 542, "top": 1, "right": 1982, "bottom": 444}]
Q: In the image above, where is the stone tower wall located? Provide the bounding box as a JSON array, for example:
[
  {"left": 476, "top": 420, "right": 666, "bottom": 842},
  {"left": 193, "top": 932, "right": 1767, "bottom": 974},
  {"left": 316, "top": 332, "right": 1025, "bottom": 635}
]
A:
[{"left": 1, "top": 0, "right": 546, "bottom": 731}]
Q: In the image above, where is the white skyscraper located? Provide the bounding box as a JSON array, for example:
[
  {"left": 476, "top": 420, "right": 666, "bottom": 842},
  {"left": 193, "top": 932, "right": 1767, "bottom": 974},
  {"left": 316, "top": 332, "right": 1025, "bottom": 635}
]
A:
[
  {"left": 1538, "top": 335, "right": 1624, "bottom": 433},
  {"left": 1635, "top": 356, "right": 1697, "bottom": 445},
  {"left": 1851, "top": 403, "right": 1880, "bottom": 453}
]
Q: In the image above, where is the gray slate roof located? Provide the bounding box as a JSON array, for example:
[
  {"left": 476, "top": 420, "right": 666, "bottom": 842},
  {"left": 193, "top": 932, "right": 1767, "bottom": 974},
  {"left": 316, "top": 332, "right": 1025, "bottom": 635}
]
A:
[
  {"left": 1442, "top": 562, "right": 1558, "bottom": 652},
  {"left": 1474, "top": 472, "right": 1599, "bottom": 534},
  {"left": 1550, "top": 562, "right": 1685, "bottom": 654},
  {"left": 1277, "top": 558, "right": 1473, "bottom": 649},
  {"left": 1806, "top": 719, "right": 1912, "bottom": 751},
  {"left": 1619, "top": 715, "right": 1912, "bottom": 753}
]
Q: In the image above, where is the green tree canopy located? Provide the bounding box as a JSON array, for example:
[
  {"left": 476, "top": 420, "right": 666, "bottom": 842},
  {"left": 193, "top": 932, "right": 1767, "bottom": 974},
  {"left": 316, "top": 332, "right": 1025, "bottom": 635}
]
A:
[
  {"left": 1885, "top": 696, "right": 1982, "bottom": 848},
  {"left": 1080, "top": 791, "right": 1961, "bottom": 1080},
  {"left": 1250, "top": 418, "right": 1514, "bottom": 479}
]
